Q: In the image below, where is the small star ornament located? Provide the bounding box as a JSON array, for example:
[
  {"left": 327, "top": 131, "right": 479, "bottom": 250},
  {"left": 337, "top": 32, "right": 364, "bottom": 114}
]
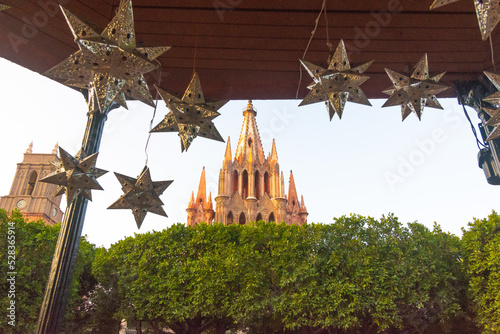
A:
[
  {"left": 151, "top": 72, "right": 227, "bottom": 152},
  {"left": 481, "top": 71, "right": 500, "bottom": 140},
  {"left": 45, "top": 0, "right": 170, "bottom": 113},
  {"left": 108, "top": 167, "right": 173, "bottom": 228},
  {"left": 299, "top": 40, "right": 373, "bottom": 120},
  {"left": 382, "top": 54, "right": 449, "bottom": 121},
  {"left": 430, "top": 0, "right": 500, "bottom": 40},
  {"left": 40, "top": 147, "right": 107, "bottom": 206}
]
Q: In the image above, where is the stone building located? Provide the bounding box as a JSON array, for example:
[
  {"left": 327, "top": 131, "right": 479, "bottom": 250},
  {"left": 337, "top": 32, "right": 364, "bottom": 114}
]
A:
[
  {"left": 187, "top": 101, "right": 308, "bottom": 226},
  {"left": 0, "top": 142, "right": 64, "bottom": 225}
]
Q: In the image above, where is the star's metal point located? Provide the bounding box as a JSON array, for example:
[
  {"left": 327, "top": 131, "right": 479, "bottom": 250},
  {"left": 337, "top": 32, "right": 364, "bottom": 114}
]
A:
[
  {"left": 40, "top": 147, "right": 108, "bottom": 206},
  {"left": 151, "top": 71, "right": 228, "bottom": 152},
  {"left": 430, "top": 0, "right": 500, "bottom": 40},
  {"left": 382, "top": 54, "right": 449, "bottom": 121},
  {"left": 108, "top": 167, "right": 173, "bottom": 229},
  {"left": 44, "top": 0, "right": 170, "bottom": 113},
  {"left": 482, "top": 71, "right": 500, "bottom": 141},
  {"left": 299, "top": 40, "right": 372, "bottom": 121}
]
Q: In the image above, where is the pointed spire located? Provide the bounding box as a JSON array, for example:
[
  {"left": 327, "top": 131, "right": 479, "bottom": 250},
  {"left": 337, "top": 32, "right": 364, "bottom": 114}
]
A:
[
  {"left": 224, "top": 137, "right": 232, "bottom": 161},
  {"left": 52, "top": 142, "right": 59, "bottom": 155},
  {"left": 195, "top": 167, "right": 207, "bottom": 207},
  {"left": 300, "top": 195, "right": 307, "bottom": 213},
  {"left": 188, "top": 191, "right": 195, "bottom": 209},
  {"left": 288, "top": 170, "right": 299, "bottom": 205},
  {"left": 205, "top": 192, "right": 214, "bottom": 211},
  {"left": 26, "top": 141, "right": 33, "bottom": 154},
  {"left": 270, "top": 139, "right": 278, "bottom": 161},
  {"left": 234, "top": 100, "right": 265, "bottom": 165}
]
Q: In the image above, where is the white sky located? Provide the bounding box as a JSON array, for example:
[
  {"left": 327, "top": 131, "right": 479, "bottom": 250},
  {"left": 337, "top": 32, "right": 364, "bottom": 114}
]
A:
[{"left": 0, "top": 57, "right": 498, "bottom": 248}]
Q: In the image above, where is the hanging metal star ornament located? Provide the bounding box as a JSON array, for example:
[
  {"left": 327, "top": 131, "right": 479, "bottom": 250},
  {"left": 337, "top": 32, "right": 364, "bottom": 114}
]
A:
[
  {"left": 382, "top": 54, "right": 449, "bottom": 121},
  {"left": 108, "top": 167, "right": 173, "bottom": 228},
  {"left": 151, "top": 71, "right": 227, "bottom": 152},
  {"left": 44, "top": 0, "right": 170, "bottom": 113},
  {"left": 481, "top": 71, "right": 500, "bottom": 140},
  {"left": 430, "top": 0, "right": 500, "bottom": 40},
  {"left": 299, "top": 40, "right": 373, "bottom": 120},
  {"left": 40, "top": 147, "right": 108, "bottom": 206}
]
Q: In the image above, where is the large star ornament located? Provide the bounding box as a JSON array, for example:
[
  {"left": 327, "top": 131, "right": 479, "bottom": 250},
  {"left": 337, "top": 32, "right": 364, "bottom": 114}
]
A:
[
  {"left": 481, "top": 71, "right": 500, "bottom": 141},
  {"left": 430, "top": 0, "right": 500, "bottom": 40},
  {"left": 299, "top": 40, "right": 373, "bottom": 120},
  {"left": 45, "top": 0, "right": 170, "bottom": 113},
  {"left": 108, "top": 167, "right": 173, "bottom": 228},
  {"left": 382, "top": 54, "right": 449, "bottom": 121},
  {"left": 151, "top": 72, "right": 227, "bottom": 152},
  {"left": 40, "top": 147, "right": 107, "bottom": 206}
]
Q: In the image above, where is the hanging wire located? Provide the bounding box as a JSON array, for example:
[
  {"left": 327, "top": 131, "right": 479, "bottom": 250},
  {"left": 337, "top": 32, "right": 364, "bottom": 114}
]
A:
[
  {"left": 455, "top": 87, "right": 487, "bottom": 150},
  {"left": 489, "top": 36, "right": 497, "bottom": 73},
  {"left": 295, "top": 0, "right": 328, "bottom": 99},
  {"left": 144, "top": 61, "right": 163, "bottom": 167}
]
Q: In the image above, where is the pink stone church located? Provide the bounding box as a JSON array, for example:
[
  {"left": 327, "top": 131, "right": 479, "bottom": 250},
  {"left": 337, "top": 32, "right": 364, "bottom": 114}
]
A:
[{"left": 187, "top": 101, "right": 308, "bottom": 226}]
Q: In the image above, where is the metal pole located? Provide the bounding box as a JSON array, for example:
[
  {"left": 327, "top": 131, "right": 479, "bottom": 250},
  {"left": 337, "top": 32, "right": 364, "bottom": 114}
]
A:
[{"left": 36, "top": 103, "right": 112, "bottom": 334}]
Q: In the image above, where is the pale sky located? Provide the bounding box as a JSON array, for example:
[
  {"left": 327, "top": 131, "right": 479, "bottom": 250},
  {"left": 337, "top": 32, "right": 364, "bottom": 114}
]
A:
[{"left": 0, "top": 57, "right": 498, "bottom": 248}]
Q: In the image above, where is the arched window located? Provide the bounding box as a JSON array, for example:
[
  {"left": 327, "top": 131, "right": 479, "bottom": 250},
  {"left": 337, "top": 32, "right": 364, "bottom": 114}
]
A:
[
  {"left": 232, "top": 170, "right": 238, "bottom": 196},
  {"left": 264, "top": 172, "right": 270, "bottom": 196},
  {"left": 239, "top": 212, "right": 246, "bottom": 225},
  {"left": 25, "top": 171, "right": 37, "bottom": 196},
  {"left": 254, "top": 170, "right": 260, "bottom": 199},
  {"left": 269, "top": 212, "right": 276, "bottom": 222},
  {"left": 242, "top": 170, "right": 248, "bottom": 199},
  {"left": 227, "top": 211, "right": 234, "bottom": 225},
  {"left": 256, "top": 212, "right": 262, "bottom": 222}
]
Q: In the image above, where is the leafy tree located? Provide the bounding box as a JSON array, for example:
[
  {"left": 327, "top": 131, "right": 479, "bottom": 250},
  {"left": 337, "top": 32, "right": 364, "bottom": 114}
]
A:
[
  {"left": 462, "top": 211, "right": 500, "bottom": 333},
  {"left": 0, "top": 209, "right": 97, "bottom": 334}
]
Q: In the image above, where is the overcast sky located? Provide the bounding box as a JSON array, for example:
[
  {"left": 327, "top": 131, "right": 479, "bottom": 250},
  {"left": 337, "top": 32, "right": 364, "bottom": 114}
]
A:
[{"left": 0, "top": 57, "right": 498, "bottom": 248}]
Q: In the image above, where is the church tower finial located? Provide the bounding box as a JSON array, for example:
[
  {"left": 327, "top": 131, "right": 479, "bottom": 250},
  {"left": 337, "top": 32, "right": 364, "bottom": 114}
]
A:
[
  {"left": 195, "top": 167, "right": 207, "bottom": 206},
  {"left": 224, "top": 137, "right": 232, "bottom": 161},
  {"left": 234, "top": 101, "right": 264, "bottom": 164},
  {"left": 52, "top": 142, "right": 59, "bottom": 155},
  {"left": 26, "top": 141, "right": 33, "bottom": 154}
]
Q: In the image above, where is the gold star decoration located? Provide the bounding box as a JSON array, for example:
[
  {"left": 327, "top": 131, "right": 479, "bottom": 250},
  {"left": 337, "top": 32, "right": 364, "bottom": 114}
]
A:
[
  {"left": 430, "top": 0, "right": 500, "bottom": 40},
  {"left": 0, "top": 4, "right": 10, "bottom": 11},
  {"left": 382, "top": 54, "right": 449, "bottom": 121},
  {"left": 44, "top": 0, "right": 170, "bottom": 113},
  {"left": 40, "top": 147, "right": 107, "bottom": 206},
  {"left": 299, "top": 40, "right": 373, "bottom": 120},
  {"left": 108, "top": 167, "right": 173, "bottom": 228},
  {"left": 482, "top": 71, "right": 500, "bottom": 140},
  {"left": 151, "top": 72, "right": 227, "bottom": 152}
]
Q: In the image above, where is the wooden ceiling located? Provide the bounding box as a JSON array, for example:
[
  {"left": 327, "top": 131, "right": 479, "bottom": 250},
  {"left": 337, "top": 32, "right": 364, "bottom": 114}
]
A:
[{"left": 0, "top": 0, "right": 497, "bottom": 100}]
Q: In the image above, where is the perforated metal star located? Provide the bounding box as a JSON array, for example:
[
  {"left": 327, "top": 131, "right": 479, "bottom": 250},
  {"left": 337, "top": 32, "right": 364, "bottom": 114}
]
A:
[
  {"left": 108, "top": 167, "right": 173, "bottom": 228},
  {"left": 299, "top": 40, "right": 373, "bottom": 120},
  {"left": 481, "top": 71, "right": 500, "bottom": 140},
  {"left": 151, "top": 72, "right": 227, "bottom": 152},
  {"left": 430, "top": 0, "right": 500, "bottom": 40},
  {"left": 382, "top": 54, "right": 449, "bottom": 121},
  {"left": 40, "top": 147, "right": 107, "bottom": 206},
  {"left": 44, "top": 0, "right": 170, "bottom": 113}
]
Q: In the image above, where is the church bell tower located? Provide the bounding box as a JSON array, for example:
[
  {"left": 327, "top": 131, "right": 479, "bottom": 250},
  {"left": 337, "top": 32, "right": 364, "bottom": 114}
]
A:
[{"left": 0, "top": 142, "right": 64, "bottom": 225}]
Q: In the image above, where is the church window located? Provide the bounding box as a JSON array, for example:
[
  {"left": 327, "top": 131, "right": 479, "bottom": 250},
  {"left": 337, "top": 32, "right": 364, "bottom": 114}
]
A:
[
  {"left": 25, "top": 171, "right": 37, "bottom": 196},
  {"left": 264, "top": 172, "right": 270, "bottom": 196},
  {"left": 254, "top": 170, "right": 260, "bottom": 199},
  {"left": 239, "top": 212, "right": 246, "bottom": 225},
  {"left": 256, "top": 212, "right": 262, "bottom": 222},
  {"left": 232, "top": 170, "right": 238, "bottom": 196},
  {"left": 242, "top": 170, "right": 248, "bottom": 199},
  {"left": 227, "top": 211, "right": 234, "bottom": 225},
  {"left": 248, "top": 138, "right": 252, "bottom": 147},
  {"left": 269, "top": 212, "right": 275, "bottom": 222}
]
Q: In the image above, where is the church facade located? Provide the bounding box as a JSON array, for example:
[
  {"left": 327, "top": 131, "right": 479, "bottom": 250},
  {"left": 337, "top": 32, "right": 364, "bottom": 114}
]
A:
[
  {"left": 0, "top": 143, "right": 64, "bottom": 225},
  {"left": 187, "top": 101, "right": 308, "bottom": 226}
]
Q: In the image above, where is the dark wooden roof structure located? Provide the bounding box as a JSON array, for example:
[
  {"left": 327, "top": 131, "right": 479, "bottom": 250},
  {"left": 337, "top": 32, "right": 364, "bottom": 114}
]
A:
[{"left": 0, "top": 0, "right": 497, "bottom": 100}]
